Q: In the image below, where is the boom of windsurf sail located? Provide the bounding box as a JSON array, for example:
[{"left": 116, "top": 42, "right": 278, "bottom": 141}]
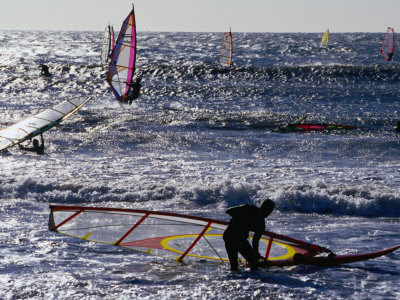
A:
[
  {"left": 49, "top": 205, "right": 330, "bottom": 264},
  {"left": 218, "top": 28, "right": 233, "bottom": 67},
  {"left": 0, "top": 95, "right": 95, "bottom": 152},
  {"left": 320, "top": 29, "right": 329, "bottom": 46},
  {"left": 381, "top": 27, "right": 395, "bottom": 61},
  {"left": 106, "top": 6, "right": 137, "bottom": 103},
  {"left": 100, "top": 25, "right": 115, "bottom": 64}
]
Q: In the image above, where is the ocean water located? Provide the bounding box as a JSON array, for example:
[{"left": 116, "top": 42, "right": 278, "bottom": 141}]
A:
[{"left": 0, "top": 30, "right": 399, "bottom": 299}]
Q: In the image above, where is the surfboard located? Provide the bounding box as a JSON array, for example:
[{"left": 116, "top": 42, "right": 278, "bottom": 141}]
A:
[
  {"left": 266, "top": 245, "right": 400, "bottom": 267},
  {"left": 48, "top": 205, "right": 399, "bottom": 269},
  {"left": 274, "top": 123, "right": 356, "bottom": 133}
]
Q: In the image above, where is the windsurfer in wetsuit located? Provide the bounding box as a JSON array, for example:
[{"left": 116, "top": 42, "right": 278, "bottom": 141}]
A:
[
  {"left": 40, "top": 64, "right": 51, "bottom": 77},
  {"left": 223, "top": 199, "right": 275, "bottom": 272},
  {"left": 19, "top": 134, "right": 45, "bottom": 155},
  {"left": 120, "top": 77, "right": 142, "bottom": 104},
  {"left": 395, "top": 121, "right": 400, "bottom": 133}
]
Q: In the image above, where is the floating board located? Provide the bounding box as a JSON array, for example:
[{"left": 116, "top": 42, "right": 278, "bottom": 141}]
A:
[
  {"left": 274, "top": 123, "right": 356, "bottom": 133},
  {"left": 267, "top": 245, "right": 400, "bottom": 267}
]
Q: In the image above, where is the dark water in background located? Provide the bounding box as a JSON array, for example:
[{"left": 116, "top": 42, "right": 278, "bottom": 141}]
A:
[{"left": 0, "top": 31, "right": 399, "bottom": 299}]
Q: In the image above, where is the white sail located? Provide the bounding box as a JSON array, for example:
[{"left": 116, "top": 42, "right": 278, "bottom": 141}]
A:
[{"left": 0, "top": 95, "right": 95, "bottom": 151}]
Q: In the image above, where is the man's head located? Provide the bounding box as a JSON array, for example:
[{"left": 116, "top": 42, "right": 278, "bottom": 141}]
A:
[
  {"left": 260, "top": 199, "right": 275, "bottom": 218},
  {"left": 33, "top": 139, "right": 39, "bottom": 147}
]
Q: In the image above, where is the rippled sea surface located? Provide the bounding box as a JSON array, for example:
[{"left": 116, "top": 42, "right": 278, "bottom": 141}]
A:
[{"left": 0, "top": 30, "right": 399, "bottom": 299}]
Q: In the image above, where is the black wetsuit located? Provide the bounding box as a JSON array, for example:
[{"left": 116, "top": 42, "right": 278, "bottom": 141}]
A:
[
  {"left": 223, "top": 204, "right": 265, "bottom": 271},
  {"left": 40, "top": 65, "right": 51, "bottom": 77},
  {"left": 19, "top": 136, "right": 44, "bottom": 155},
  {"left": 126, "top": 80, "right": 141, "bottom": 103}
]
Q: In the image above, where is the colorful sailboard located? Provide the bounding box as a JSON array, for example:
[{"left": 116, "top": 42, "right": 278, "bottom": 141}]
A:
[
  {"left": 274, "top": 123, "right": 356, "bottom": 133},
  {"left": 106, "top": 6, "right": 137, "bottom": 103},
  {"left": 218, "top": 28, "right": 233, "bottom": 67},
  {"left": 320, "top": 29, "right": 329, "bottom": 46},
  {"left": 381, "top": 27, "right": 395, "bottom": 61},
  {"left": 49, "top": 205, "right": 399, "bottom": 267},
  {"left": 0, "top": 95, "right": 95, "bottom": 152},
  {"left": 100, "top": 24, "right": 115, "bottom": 64},
  {"left": 49, "top": 205, "right": 332, "bottom": 264},
  {"left": 268, "top": 245, "right": 400, "bottom": 267}
]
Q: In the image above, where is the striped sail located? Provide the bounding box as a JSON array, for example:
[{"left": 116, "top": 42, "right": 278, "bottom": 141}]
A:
[{"left": 106, "top": 7, "right": 137, "bottom": 102}]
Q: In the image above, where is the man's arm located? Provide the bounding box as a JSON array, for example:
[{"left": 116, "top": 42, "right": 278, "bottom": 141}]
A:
[
  {"left": 252, "top": 231, "right": 263, "bottom": 259},
  {"left": 19, "top": 144, "right": 35, "bottom": 153}
]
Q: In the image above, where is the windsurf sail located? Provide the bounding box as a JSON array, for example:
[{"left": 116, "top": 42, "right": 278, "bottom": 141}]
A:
[
  {"left": 49, "top": 205, "right": 331, "bottom": 264},
  {"left": 0, "top": 95, "right": 95, "bottom": 152},
  {"left": 381, "top": 27, "right": 395, "bottom": 61},
  {"left": 100, "top": 25, "right": 115, "bottom": 64},
  {"left": 320, "top": 29, "right": 329, "bottom": 46},
  {"left": 218, "top": 28, "right": 233, "bottom": 67},
  {"left": 106, "top": 7, "right": 137, "bottom": 103}
]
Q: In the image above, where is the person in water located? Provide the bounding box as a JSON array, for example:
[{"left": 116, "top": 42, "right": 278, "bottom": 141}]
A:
[
  {"left": 395, "top": 121, "right": 400, "bottom": 133},
  {"left": 40, "top": 64, "right": 51, "bottom": 77},
  {"left": 120, "top": 77, "right": 142, "bottom": 104},
  {"left": 223, "top": 199, "right": 275, "bottom": 271},
  {"left": 19, "top": 134, "right": 45, "bottom": 155}
]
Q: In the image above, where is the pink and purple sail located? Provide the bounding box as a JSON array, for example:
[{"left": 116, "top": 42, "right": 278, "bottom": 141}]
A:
[{"left": 106, "top": 7, "right": 137, "bottom": 103}]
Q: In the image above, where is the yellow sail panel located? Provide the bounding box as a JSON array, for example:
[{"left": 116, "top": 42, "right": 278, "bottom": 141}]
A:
[{"left": 320, "top": 29, "right": 329, "bottom": 46}]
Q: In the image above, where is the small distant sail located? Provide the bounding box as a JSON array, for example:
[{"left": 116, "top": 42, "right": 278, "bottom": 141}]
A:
[
  {"left": 320, "top": 29, "right": 329, "bottom": 46},
  {"left": 100, "top": 25, "right": 115, "bottom": 64},
  {"left": 218, "top": 28, "right": 233, "bottom": 67},
  {"left": 106, "top": 7, "right": 137, "bottom": 102},
  {"left": 381, "top": 27, "right": 395, "bottom": 61},
  {"left": 0, "top": 95, "right": 94, "bottom": 152}
]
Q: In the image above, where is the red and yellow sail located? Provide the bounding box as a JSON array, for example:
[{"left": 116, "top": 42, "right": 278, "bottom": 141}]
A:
[
  {"left": 381, "top": 27, "right": 395, "bottom": 61},
  {"left": 218, "top": 28, "right": 233, "bottom": 67},
  {"left": 49, "top": 205, "right": 330, "bottom": 263}
]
